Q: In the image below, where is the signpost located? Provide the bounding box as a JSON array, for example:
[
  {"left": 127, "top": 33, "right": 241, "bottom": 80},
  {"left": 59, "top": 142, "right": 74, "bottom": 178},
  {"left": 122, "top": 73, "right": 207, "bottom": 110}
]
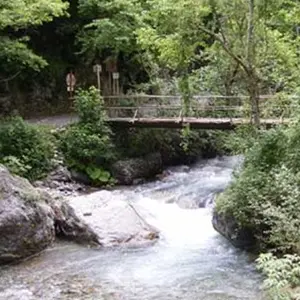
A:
[
  {"left": 112, "top": 72, "right": 120, "bottom": 95},
  {"left": 93, "top": 64, "right": 102, "bottom": 92}
]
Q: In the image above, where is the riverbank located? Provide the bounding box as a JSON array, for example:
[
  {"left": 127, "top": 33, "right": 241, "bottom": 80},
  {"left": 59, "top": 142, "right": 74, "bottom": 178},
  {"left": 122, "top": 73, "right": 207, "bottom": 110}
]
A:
[{"left": 211, "top": 114, "right": 300, "bottom": 298}]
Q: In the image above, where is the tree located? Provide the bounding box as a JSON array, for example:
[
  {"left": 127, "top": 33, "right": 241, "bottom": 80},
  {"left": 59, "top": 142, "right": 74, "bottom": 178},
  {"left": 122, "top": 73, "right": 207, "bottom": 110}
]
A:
[
  {"left": 137, "top": 0, "right": 211, "bottom": 112},
  {"left": 0, "top": 0, "right": 68, "bottom": 81},
  {"left": 77, "top": 0, "right": 144, "bottom": 62},
  {"left": 199, "top": 0, "right": 300, "bottom": 125},
  {"left": 137, "top": 0, "right": 300, "bottom": 125}
]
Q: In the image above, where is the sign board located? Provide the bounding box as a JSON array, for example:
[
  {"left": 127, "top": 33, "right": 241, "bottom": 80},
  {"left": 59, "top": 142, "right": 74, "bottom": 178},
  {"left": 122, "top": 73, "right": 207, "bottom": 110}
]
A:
[
  {"left": 112, "top": 72, "right": 120, "bottom": 80},
  {"left": 93, "top": 64, "right": 102, "bottom": 73}
]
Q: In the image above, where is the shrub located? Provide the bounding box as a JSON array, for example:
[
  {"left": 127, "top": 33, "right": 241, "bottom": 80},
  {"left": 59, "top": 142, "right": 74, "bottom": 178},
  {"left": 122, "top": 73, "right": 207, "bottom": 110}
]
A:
[
  {"left": 215, "top": 108, "right": 300, "bottom": 298},
  {"left": 216, "top": 165, "right": 300, "bottom": 253},
  {"left": 257, "top": 253, "right": 300, "bottom": 300},
  {"left": 0, "top": 117, "right": 55, "bottom": 180},
  {"left": 112, "top": 127, "right": 227, "bottom": 165},
  {"left": 60, "top": 87, "right": 116, "bottom": 185}
]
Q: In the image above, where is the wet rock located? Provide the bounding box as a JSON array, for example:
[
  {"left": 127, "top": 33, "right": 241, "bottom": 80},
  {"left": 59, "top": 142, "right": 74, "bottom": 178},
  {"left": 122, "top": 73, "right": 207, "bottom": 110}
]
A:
[
  {"left": 70, "top": 170, "right": 92, "bottom": 185},
  {"left": 156, "top": 170, "right": 172, "bottom": 181},
  {"left": 212, "top": 210, "right": 256, "bottom": 250},
  {"left": 69, "top": 190, "right": 159, "bottom": 247},
  {"left": 0, "top": 164, "right": 101, "bottom": 265},
  {"left": 132, "top": 178, "right": 145, "bottom": 185},
  {"left": 111, "top": 152, "right": 163, "bottom": 185},
  {"left": 0, "top": 165, "right": 55, "bottom": 264},
  {"left": 47, "top": 195, "right": 101, "bottom": 246},
  {"left": 48, "top": 165, "right": 72, "bottom": 183},
  {"left": 33, "top": 164, "right": 85, "bottom": 197}
]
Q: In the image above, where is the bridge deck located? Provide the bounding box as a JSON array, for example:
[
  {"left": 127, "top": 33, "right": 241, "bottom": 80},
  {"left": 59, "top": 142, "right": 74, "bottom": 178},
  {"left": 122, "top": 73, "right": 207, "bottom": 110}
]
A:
[
  {"left": 108, "top": 117, "right": 289, "bottom": 130},
  {"left": 28, "top": 114, "right": 289, "bottom": 129}
]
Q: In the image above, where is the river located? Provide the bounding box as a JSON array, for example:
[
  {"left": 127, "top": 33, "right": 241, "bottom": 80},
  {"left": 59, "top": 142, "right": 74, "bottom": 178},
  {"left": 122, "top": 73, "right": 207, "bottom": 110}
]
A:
[{"left": 0, "top": 156, "right": 265, "bottom": 300}]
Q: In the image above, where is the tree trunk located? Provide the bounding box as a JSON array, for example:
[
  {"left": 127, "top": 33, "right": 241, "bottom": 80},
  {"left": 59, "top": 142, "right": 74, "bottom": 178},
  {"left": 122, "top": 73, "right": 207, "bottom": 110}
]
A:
[
  {"left": 246, "top": 0, "right": 260, "bottom": 126},
  {"left": 249, "top": 78, "right": 260, "bottom": 126}
]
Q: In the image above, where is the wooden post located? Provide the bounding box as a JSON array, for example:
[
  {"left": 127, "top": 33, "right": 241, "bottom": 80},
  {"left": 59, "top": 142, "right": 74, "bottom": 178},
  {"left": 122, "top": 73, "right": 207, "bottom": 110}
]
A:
[
  {"left": 93, "top": 64, "right": 102, "bottom": 93},
  {"left": 112, "top": 72, "right": 120, "bottom": 95}
]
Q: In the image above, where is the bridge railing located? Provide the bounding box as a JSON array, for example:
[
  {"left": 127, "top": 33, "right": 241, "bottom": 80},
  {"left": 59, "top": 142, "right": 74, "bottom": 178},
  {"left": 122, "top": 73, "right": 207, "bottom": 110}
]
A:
[{"left": 102, "top": 94, "right": 296, "bottom": 121}]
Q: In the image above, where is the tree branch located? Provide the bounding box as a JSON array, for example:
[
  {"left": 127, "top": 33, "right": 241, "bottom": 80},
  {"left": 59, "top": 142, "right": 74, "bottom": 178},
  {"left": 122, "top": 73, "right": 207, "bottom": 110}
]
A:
[
  {"left": 0, "top": 71, "right": 21, "bottom": 83},
  {"left": 198, "top": 25, "right": 251, "bottom": 76}
]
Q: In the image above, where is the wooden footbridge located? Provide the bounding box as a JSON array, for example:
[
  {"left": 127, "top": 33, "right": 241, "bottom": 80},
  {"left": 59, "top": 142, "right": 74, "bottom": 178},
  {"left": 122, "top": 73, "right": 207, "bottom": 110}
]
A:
[
  {"left": 30, "top": 94, "right": 293, "bottom": 129},
  {"left": 102, "top": 95, "right": 291, "bottom": 130}
]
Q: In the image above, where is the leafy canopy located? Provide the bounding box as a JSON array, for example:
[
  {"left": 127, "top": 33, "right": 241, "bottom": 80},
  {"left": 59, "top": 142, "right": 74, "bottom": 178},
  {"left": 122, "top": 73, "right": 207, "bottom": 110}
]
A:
[
  {"left": 78, "top": 0, "right": 143, "bottom": 60},
  {"left": 0, "top": 0, "right": 68, "bottom": 73}
]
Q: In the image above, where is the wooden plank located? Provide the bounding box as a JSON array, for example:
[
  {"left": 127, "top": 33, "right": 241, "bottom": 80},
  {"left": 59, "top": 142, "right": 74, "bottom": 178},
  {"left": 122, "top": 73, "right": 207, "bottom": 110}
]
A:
[{"left": 107, "top": 117, "right": 290, "bottom": 130}]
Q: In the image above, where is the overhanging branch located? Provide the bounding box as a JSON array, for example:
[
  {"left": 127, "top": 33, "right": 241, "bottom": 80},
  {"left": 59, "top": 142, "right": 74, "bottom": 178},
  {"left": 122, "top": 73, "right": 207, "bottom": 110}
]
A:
[
  {"left": 198, "top": 25, "right": 251, "bottom": 76},
  {"left": 0, "top": 71, "right": 21, "bottom": 83}
]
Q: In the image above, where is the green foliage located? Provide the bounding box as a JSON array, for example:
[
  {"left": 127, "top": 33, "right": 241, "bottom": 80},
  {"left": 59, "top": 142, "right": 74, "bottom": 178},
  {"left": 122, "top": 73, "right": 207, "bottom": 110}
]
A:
[
  {"left": 137, "top": 0, "right": 209, "bottom": 71},
  {"left": 180, "top": 124, "right": 191, "bottom": 152},
  {"left": 74, "top": 86, "right": 109, "bottom": 127},
  {"left": 216, "top": 110, "right": 300, "bottom": 253},
  {"left": 0, "top": 117, "right": 55, "bottom": 180},
  {"left": 60, "top": 87, "right": 116, "bottom": 185},
  {"left": 113, "top": 127, "right": 227, "bottom": 165},
  {"left": 224, "top": 125, "right": 259, "bottom": 154},
  {"left": 257, "top": 253, "right": 300, "bottom": 300},
  {"left": 0, "top": 0, "right": 68, "bottom": 75},
  {"left": 78, "top": 0, "right": 143, "bottom": 60},
  {"left": 86, "top": 166, "right": 115, "bottom": 185},
  {"left": 2, "top": 155, "right": 32, "bottom": 178}
]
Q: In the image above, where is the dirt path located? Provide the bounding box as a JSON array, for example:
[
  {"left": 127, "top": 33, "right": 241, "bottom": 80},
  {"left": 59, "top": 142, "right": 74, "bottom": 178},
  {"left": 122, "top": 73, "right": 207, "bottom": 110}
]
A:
[{"left": 27, "top": 114, "right": 78, "bottom": 127}]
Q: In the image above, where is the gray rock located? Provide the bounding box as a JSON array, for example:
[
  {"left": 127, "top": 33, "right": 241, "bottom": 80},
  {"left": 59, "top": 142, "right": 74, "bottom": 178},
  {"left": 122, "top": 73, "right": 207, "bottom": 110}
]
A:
[
  {"left": 48, "top": 165, "right": 72, "bottom": 183},
  {"left": 212, "top": 210, "right": 256, "bottom": 250},
  {"left": 111, "top": 152, "right": 163, "bottom": 185},
  {"left": 0, "top": 165, "right": 101, "bottom": 265},
  {"left": 70, "top": 170, "right": 92, "bottom": 185},
  {"left": 69, "top": 190, "right": 159, "bottom": 247},
  {"left": 48, "top": 196, "right": 100, "bottom": 246},
  {"left": 0, "top": 165, "right": 55, "bottom": 264}
]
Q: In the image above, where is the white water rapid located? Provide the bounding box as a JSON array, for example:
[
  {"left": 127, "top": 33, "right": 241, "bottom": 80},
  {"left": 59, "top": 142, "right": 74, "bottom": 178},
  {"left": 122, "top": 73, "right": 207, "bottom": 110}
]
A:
[{"left": 0, "top": 156, "right": 265, "bottom": 300}]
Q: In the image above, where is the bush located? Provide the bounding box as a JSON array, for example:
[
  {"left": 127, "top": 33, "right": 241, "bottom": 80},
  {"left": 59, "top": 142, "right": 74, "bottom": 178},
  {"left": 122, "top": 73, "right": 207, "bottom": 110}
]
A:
[
  {"left": 60, "top": 87, "right": 116, "bottom": 185},
  {"left": 257, "top": 253, "right": 300, "bottom": 300},
  {"left": 112, "top": 127, "right": 227, "bottom": 165},
  {"left": 0, "top": 117, "right": 55, "bottom": 180},
  {"left": 215, "top": 112, "right": 300, "bottom": 253},
  {"left": 216, "top": 165, "right": 300, "bottom": 253},
  {"left": 215, "top": 108, "right": 300, "bottom": 298}
]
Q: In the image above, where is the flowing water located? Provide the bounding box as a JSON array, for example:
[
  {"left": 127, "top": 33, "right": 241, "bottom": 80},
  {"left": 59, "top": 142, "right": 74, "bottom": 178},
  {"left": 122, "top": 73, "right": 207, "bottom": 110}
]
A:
[{"left": 0, "top": 156, "right": 265, "bottom": 300}]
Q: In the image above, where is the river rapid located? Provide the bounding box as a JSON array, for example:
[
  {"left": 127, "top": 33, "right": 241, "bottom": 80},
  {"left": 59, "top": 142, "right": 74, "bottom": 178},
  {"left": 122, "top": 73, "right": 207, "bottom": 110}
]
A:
[{"left": 0, "top": 156, "right": 265, "bottom": 300}]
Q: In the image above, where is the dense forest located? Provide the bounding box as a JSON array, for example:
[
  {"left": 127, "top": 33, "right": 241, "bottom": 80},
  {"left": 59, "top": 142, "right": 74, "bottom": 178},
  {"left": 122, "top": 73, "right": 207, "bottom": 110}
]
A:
[
  {"left": 2, "top": 0, "right": 300, "bottom": 299},
  {"left": 1, "top": 0, "right": 300, "bottom": 118}
]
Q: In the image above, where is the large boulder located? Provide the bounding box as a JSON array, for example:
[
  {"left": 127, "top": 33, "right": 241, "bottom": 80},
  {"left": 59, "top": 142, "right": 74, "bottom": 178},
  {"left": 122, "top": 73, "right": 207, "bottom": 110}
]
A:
[
  {"left": 111, "top": 152, "right": 163, "bottom": 185},
  {"left": 69, "top": 190, "right": 159, "bottom": 247},
  {"left": 212, "top": 210, "right": 257, "bottom": 250},
  {"left": 49, "top": 195, "right": 100, "bottom": 246},
  {"left": 0, "top": 165, "right": 100, "bottom": 265},
  {"left": 0, "top": 165, "right": 55, "bottom": 264}
]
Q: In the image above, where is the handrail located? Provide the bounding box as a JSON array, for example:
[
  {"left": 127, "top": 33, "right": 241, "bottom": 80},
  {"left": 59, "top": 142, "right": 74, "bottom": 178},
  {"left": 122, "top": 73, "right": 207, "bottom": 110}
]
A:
[{"left": 103, "top": 94, "right": 278, "bottom": 99}]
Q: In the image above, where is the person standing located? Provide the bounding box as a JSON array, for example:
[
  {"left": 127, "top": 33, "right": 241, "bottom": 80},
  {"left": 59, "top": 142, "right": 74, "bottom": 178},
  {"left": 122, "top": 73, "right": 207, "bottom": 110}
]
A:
[{"left": 66, "top": 70, "right": 76, "bottom": 98}]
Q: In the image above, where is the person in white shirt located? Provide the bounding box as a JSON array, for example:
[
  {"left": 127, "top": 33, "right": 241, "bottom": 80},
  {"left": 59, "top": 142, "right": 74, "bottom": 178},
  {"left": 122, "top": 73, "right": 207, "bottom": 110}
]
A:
[{"left": 66, "top": 70, "right": 76, "bottom": 98}]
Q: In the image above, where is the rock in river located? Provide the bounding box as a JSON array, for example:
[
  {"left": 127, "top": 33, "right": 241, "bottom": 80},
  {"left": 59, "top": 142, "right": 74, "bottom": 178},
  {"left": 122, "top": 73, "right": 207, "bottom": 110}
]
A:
[
  {"left": 111, "top": 152, "right": 163, "bottom": 185},
  {"left": 212, "top": 209, "right": 256, "bottom": 250},
  {"left": 0, "top": 165, "right": 55, "bottom": 264},
  {"left": 0, "top": 165, "right": 100, "bottom": 265},
  {"left": 68, "top": 190, "right": 159, "bottom": 247}
]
